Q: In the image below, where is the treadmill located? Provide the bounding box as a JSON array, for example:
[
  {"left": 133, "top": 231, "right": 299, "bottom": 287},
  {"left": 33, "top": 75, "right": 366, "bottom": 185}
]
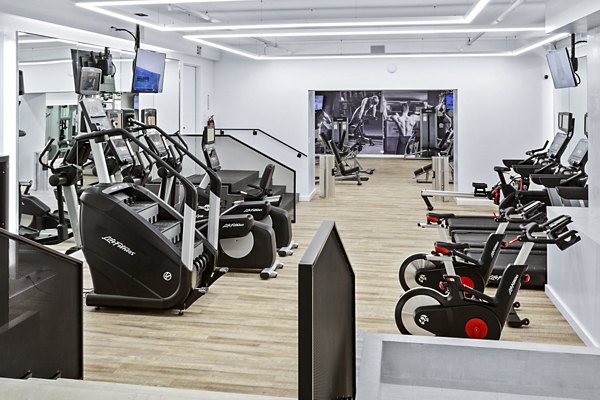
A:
[{"left": 445, "top": 112, "right": 575, "bottom": 234}]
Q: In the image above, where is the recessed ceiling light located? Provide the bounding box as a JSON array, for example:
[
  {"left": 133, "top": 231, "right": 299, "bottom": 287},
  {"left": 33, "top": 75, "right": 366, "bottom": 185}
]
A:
[
  {"left": 76, "top": 0, "right": 491, "bottom": 32},
  {"left": 185, "top": 26, "right": 546, "bottom": 40},
  {"left": 186, "top": 33, "right": 570, "bottom": 60}
]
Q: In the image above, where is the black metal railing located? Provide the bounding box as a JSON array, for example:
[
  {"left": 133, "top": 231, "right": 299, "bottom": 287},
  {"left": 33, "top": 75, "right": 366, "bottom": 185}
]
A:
[
  {"left": 218, "top": 128, "right": 308, "bottom": 159},
  {"left": 180, "top": 134, "right": 297, "bottom": 222}
]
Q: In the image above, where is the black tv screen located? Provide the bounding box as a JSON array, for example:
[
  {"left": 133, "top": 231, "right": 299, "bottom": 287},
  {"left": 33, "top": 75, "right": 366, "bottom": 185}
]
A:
[
  {"left": 547, "top": 49, "right": 577, "bottom": 89},
  {"left": 132, "top": 49, "right": 166, "bottom": 94},
  {"left": 299, "top": 221, "right": 355, "bottom": 400},
  {"left": 315, "top": 95, "right": 324, "bottom": 111},
  {"left": 18, "top": 71, "right": 24, "bottom": 96}
]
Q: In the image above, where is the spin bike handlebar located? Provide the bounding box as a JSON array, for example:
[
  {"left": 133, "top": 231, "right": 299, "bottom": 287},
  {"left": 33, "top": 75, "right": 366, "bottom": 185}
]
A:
[
  {"left": 522, "top": 215, "right": 580, "bottom": 250},
  {"left": 525, "top": 140, "right": 549, "bottom": 157}
]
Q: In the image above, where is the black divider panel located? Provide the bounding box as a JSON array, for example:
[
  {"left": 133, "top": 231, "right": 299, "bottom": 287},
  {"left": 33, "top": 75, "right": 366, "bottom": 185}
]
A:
[
  {"left": 0, "top": 229, "right": 83, "bottom": 379},
  {"left": 299, "top": 221, "right": 355, "bottom": 400}
]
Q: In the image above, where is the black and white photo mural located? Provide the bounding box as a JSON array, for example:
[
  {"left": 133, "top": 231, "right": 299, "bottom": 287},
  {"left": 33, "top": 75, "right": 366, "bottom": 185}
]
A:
[{"left": 315, "top": 90, "right": 455, "bottom": 158}]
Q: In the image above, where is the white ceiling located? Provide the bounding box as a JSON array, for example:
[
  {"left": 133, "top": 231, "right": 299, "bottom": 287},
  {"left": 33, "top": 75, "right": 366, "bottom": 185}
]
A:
[
  {"left": 5, "top": 0, "right": 571, "bottom": 59},
  {"left": 70, "top": 0, "right": 561, "bottom": 58}
]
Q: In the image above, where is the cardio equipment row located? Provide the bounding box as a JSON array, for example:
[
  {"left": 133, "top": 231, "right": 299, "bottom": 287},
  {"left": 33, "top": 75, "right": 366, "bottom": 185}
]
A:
[{"left": 394, "top": 111, "right": 585, "bottom": 340}]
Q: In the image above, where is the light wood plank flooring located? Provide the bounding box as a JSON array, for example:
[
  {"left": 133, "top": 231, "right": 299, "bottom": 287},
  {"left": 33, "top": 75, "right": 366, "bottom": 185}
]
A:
[{"left": 54, "top": 158, "right": 581, "bottom": 398}]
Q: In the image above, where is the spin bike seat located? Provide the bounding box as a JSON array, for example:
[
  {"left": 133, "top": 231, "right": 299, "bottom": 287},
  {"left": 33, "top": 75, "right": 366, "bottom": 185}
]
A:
[
  {"left": 427, "top": 213, "right": 455, "bottom": 222},
  {"left": 472, "top": 182, "right": 487, "bottom": 190},
  {"left": 434, "top": 242, "right": 470, "bottom": 252},
  {"left": 494, "top": 166, "right": 511, "bottom": 173}
]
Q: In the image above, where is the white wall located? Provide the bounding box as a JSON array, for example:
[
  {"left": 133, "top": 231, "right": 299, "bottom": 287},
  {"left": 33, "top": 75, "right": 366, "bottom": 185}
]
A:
[
  {"left": 18, "top": 93, "right": 47, "bottom": 183},
  {"left": 213, "top": 54, "right": 553, "bottom": 197}
]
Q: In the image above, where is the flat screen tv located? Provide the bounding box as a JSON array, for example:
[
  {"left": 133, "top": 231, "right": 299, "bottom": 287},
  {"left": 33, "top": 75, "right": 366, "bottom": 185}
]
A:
[
  {"left": 315, "top": 95, "right": 324, "bottom": 111},
  {"left": 299, "top": 221, "right": 355, "bottom": 400},
  {"left": 132, "top": 49, "right": 166, "bottom": 94},
  {"left": 546, "top": 49, "right": 577, "bottom": 89}
]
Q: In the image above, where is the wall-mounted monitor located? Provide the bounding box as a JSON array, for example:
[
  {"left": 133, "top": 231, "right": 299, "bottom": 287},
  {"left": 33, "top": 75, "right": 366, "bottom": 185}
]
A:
[
  {"left": 315, "top": 95, "right": 324, "bottom": 111},
  {"left": 546, "top": 49, "right": 578, "bottom": 89},
  {"left": 132, "top": 49, "right": 166, "bottom": 94}
]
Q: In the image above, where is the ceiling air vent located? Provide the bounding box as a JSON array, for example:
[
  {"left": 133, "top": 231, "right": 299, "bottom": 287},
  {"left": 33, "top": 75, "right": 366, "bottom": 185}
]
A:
[
  {"left": 371, "top": 45, "right": 386, "bottom": 54},
  {"left": 134, "top": 13, "right": 148, "bottom": 17}
]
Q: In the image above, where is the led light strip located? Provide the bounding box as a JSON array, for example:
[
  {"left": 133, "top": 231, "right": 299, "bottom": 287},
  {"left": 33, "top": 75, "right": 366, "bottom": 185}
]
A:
[
  {"left": 188, "top": 33, "right": 570, "bottom": 60},
  {"left": 185, "top": 26, "right": 546, "bottom": 40},
  {"left": 76, "top": 0, "right": 491, "bottom": 32}
]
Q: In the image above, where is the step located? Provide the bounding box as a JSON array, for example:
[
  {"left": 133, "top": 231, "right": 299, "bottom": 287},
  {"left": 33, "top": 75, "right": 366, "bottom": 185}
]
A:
[
  {"left": 1, "top": 378, "right": 291, "bottom": 400},
  {"left": 152, "top": 220, "right": 182, "bottom": 244},
  {"left": 129, "top": 201, "right": 159, "bottom": 223}
]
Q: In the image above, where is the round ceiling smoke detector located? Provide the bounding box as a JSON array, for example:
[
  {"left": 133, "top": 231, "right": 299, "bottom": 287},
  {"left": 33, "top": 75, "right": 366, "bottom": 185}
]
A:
[{"left": 387, "top": 63, "right": 398, "bottom": 74}]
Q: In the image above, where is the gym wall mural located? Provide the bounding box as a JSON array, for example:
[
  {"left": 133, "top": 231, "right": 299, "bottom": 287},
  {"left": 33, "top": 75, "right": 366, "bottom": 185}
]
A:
[{"left": 315, "top": 90, "right": 455, "bottom": 157}]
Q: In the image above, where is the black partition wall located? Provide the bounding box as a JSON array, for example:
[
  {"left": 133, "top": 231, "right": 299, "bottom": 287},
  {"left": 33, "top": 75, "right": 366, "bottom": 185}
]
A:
[
  {"left": 299, "top": 221, "right": 356, "bottom": 400},
  {"left": 0, "top": 228, "right": 83, "bottom": 379},
  {"left": 0, "top": 156, "right": 8, "bottom": 229}
]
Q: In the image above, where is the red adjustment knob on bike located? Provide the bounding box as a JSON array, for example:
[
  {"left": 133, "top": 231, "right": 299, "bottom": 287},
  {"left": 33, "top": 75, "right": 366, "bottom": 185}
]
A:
[
  {"left": 523, "top": 274, "right": 531, "bottom": 284},
  {"left": 427, "top": 216, "right": 439, "bottom": 223},
  {"left": 502, "top": 241, "right": 509, "bottom": 249},
  {"left": 465, "top": 318, "right": 489, "bottom": 339},
  {"left": 439, "top": 282, "right": 446, "bottom": 291}
]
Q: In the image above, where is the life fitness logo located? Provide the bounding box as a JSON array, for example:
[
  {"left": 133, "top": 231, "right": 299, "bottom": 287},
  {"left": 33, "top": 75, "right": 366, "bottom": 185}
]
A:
[
  {"left": 101, "top": 236, "right": 136, "bottom": 256},
  {"left": 163, "top": 272, "right": 173, "bottom": 282}
]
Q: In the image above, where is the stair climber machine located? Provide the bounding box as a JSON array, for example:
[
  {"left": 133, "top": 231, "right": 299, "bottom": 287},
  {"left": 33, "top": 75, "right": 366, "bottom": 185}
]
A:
[
  {"left": 200, "top": 124, "right": 299, "bottom": 257},
  {"left": 129, "top": 120, "right": 286, "bottom": 279},
  {"left": 420, "top": 112, "right": 575, "bottom": 211},
  {"left": 395, "top": 215, "right": 580, "bottom": 339},
  {"left": 77, "top": 97, "right": 226, "bottom": 312}
]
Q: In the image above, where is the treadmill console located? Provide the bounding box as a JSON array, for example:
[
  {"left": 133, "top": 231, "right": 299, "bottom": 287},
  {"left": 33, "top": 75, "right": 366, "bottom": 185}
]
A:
[
  {"left": 567, "top": 138, "right": 588, "bottom": 167},
  {"left": 547, "top": 132, "right": 568, "bottom": 159},
  {"left": 80, "top": 98, "right": 113, "bottom": 132}
]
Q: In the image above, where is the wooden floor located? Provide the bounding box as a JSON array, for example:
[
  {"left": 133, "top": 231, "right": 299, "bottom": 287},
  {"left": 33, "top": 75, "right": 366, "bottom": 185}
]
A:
[{"left": 57, "top": 158, "right": 581, "bottom": 398}]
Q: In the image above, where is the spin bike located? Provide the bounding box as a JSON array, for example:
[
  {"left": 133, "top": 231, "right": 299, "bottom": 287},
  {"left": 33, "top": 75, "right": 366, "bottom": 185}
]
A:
[
  {"left": 398, "top": 201, "right": 546, "bottom": 292},
  {"left": 395, "top": 215, "right": 580, "bottom": 339}
]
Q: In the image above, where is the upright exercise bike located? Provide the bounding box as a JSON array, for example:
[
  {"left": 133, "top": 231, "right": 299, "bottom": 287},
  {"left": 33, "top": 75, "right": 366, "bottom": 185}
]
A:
[{"left": 395, "top": 215, "right": 580, "bottom": 339}]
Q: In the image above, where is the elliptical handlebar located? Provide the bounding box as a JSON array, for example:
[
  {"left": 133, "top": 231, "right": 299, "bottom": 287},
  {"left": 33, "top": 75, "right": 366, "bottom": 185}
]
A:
[
  {"left": 75, "top": 128, "right": 199, "bottom": 210},
  {"left": 38, "top": 138, "right": 55, "bottom": 170}
]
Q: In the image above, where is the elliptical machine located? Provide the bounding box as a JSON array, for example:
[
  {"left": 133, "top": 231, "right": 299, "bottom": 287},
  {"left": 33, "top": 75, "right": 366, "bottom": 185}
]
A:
[{"left": 395, "top": 215, "right": 580, "bottom": 339}]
